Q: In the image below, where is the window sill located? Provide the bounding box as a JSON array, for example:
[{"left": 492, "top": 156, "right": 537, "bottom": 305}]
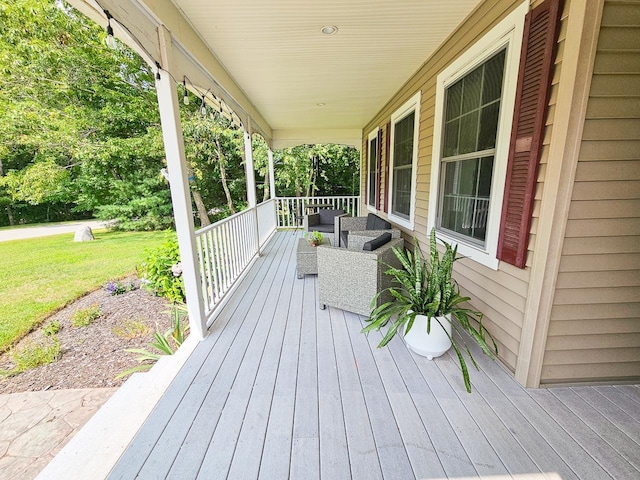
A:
[
  {"left": 388, "top": 213, "right": 413, "bottom": 231},
  {"left": 435, "top": 230, "right": 499, "bottom": 270}
]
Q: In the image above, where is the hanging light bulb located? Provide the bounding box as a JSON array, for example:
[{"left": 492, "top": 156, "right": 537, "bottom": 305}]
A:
[
  {"left": 104, "top": 11, "right": 117, "bottom": 49},
  {"left": 200, "top": 96, "right": 207, "bottom": 116},
  {"left": 182, "top": 79, "right": 189, "bottom": 105}
]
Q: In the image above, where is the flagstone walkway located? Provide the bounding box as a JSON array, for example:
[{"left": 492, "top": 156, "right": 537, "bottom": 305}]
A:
[{"left": 0, "top": 388, "right": 115, "bottom": 480}]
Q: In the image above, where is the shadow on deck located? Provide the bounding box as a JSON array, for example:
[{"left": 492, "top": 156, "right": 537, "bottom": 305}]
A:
[{"left": 108, "top": 230, "right": 640, "bottom": 479}]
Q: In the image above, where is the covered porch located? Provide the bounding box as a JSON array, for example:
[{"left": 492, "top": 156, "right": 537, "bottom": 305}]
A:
[{"left": 105, "top": 231, "right": 639, "bottom": 479}]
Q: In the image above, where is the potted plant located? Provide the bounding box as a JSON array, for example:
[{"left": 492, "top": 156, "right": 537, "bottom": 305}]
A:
[
  {"left": 362, "top": 228, "right": 498, "bottom": 392},
  {"left": 305, "top": 230, "right": 324, "bottom": 247}
]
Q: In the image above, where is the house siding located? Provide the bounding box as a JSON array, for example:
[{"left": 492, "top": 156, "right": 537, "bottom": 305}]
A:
[
  {"left": 363, "top": 0, "right": 538, "bottom": 372},
  {"left": 541, "top": 0, "right": 640, "bottom": 384}
]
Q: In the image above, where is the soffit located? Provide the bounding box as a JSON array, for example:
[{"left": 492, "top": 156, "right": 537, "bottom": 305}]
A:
[{"left": 170, "top": 0, "right": 483, "bottom": 134}]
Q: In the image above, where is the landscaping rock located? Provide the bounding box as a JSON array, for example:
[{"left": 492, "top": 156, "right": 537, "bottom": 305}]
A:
[{"left": 73, "top": 226, "right": 94, "bottom": 242}]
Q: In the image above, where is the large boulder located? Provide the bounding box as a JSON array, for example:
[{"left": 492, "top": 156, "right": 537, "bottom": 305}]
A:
[{"left": 74, "top": 226, "right": 94, "bottom": 242}]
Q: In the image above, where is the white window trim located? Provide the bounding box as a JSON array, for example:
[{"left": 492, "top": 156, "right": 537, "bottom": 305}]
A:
[
  {"left": 427, "top": 2, "right": 528, "bottom": 270},
  {"left": 366, "top": 127, "right": 380, "bottom": 213},
  {"left": 388, "top": 91, "right": 421, "bottom": 229}
]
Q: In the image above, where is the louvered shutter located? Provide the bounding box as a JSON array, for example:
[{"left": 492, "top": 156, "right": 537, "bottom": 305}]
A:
[
  {"left": 363, "top": 141, "right": 369, "bottom": 205},
  {"left": 497, "top": 0, "right": 564, "bottom": 268}
]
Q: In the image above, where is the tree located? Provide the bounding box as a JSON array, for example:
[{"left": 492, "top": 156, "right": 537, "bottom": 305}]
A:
[{"left": 272, "top": 144, "right": 360, "bottom": 197}]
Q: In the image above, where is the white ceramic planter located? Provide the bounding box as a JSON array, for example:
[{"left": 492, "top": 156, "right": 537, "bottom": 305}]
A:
[{"left": 404, "top": 313, "right": 452, "bottom": 360}]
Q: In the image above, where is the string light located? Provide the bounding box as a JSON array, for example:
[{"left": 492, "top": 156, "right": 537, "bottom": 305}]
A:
[
  {"left": 97, "top": 6, "right": 245, "bottom": 131},
  {"left": 104, "top": 11, "right": 117, "bottom": 49},
  {"left": 183, "top": 78, "right": 189, "bottom": 105}
]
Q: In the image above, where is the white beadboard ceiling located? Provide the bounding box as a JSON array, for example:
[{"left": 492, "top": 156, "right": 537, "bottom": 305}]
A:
[{"left": 171, "top": 0, "right": 482, "bottom": 137}]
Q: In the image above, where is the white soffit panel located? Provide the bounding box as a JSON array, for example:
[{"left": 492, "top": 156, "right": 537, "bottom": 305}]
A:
[{"left": 171, "top": 1, "right": 482, "bottom": 133}]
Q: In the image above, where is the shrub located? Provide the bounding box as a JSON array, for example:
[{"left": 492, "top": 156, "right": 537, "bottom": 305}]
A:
[
  {"left": 6, "top": 335, "right": 61, "bottom": 375},
  {"left": 138, "top": 233, "right": 186, "bottom": 303},
  {"left": 71, "top": 304, "right": 102, "bottom": 327}
]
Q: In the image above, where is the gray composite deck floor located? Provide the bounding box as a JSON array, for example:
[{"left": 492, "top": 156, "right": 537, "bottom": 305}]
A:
[{"left": 109, "top": 230, "right": 640, "bottom": 480}]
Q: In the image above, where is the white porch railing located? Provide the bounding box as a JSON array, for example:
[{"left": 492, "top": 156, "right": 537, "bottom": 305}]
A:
[
  {"left": 195, "top": 196, "right": 359, "bottom": 324},
  {"left": 274, "top": 196, "right": 360, "bottom": 228},
  {"left": 196, "top": 203, "right": 267, "bottom": 324}
]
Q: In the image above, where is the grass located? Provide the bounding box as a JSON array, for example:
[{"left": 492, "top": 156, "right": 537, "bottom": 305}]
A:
[{"left": 0, "top": 229, "right": 165, "bottom": 351}]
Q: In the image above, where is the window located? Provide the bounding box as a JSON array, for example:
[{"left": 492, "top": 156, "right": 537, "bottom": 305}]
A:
[
  {"left": 367, "top": 129, "right": 379, "bottom": 210},
  {"left": 388, "top": 92, "right": 421, "bottom": 228},
  {"left": 428, "top": 3, "right": 527, "bottom": 269},
  {"left": 439, "top": 50, "right": 506, "bottom": 245}
]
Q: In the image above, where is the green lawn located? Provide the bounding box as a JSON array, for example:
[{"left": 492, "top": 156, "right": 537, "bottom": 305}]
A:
[{"left": 0, "top": 230, "right": 166, "bottom": 351}]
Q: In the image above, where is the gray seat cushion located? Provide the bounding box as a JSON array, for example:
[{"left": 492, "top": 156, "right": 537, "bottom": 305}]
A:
[
  {"left": 312, "top": 223, "right": 335, "bottom": 233},
  {"left": 365, "top": 213, "right": 392, "bottom": 231},
  {"left": 362, "top": 232, "right": 392, "bottom": 251}
]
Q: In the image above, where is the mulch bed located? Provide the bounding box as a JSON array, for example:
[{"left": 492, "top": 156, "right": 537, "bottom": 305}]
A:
[{"left": 0, "top": 276, "right": 174, "bottom": 394}]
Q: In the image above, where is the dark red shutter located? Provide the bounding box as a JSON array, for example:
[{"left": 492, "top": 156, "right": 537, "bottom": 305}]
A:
[
  {"left": 363, "top": 141, "right": 369, "bottom": 205},
  {"left": 375, "top": 128, "right": 383, "bottom": 210},
  {"left": 497, "top": 0, "right": 564, "bottom": 268},
  {"left": 383, "top": 122, "right": 391, "bottom": 213}
]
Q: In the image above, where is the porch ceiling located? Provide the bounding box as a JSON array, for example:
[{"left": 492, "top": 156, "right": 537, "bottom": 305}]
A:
[
  {"left": 74, "top": 0, "right": 483, "bottom": 149},
  {"left": 172, "top": 0, "right": 482, "bottom": 138}
]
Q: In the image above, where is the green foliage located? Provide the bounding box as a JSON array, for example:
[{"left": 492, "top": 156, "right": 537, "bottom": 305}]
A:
[
  {"left": 105, "top": 280, "right": 136, "bottom": 295},
  {"left": 4, "top": 335, "right": 61, "bottom": 376},
  {"left": 111, "top": 319, "right": 150, "bottom": 339},
  {"left": 304, "top": 230, "right": 324, "bottom": 245},
  {"left": 42, "top": 320, "right": 60, "bottom": 337},
  {"left": 363, "top": 228, "right": 498, "bottom": 393},
  {"left": 116, "top": 303, "right": 188, "bottom": 378},
  {"left": 267, "top": 144, "right": 360, "bottom": 197},
  {"left": 138, "top": 234, "right": 185, "bottom": 303},
  {"left": 71, "top": 303, "right": 101, "bottom": 327}
]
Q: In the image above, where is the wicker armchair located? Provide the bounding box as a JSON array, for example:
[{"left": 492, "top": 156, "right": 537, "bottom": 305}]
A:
[
  {"left": 317, "top": 237, "right": 404, "bottom": 316},
  {"left": 303, "top": 209, "right": 346, "bottom": 244},
  {"left": 337, "top": 213, "right": 399, "bottom": 248}
]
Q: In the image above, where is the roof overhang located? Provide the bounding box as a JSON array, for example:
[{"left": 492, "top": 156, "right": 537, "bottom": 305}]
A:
[{"left": 68, "top": 0, "right": 483, "bottom": 149}]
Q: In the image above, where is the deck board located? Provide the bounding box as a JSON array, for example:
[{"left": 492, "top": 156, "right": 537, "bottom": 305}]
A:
[{"left": 108, "top": 230, "right": 640, "bottom": 480}]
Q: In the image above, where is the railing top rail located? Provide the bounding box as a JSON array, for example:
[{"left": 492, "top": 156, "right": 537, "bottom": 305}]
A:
[
  {"left": 195, "top": 207, "right": 255, "bottom": 236},
  {"left": 275, "top": 195, "right": 359, "bottom": 200}
]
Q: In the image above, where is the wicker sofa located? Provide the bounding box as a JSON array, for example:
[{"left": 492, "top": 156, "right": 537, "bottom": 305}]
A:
[{"left": 317, "top": 235, "right": 404, "bottom": 316}]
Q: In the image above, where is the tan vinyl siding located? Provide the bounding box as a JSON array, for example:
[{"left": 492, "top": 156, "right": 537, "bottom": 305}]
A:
[
  {"left": 361, "top": 0, "right": 537, "bottom": 371},
  {"left": 542, "top": 0, "right": 640, "bottom": 385}
]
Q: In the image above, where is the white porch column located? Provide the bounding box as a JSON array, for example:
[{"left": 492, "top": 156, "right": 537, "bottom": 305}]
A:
[
  {"left": 268, "top": 148, "right": 276, "bottom": 199},
  {"left": 244, "top": 130, "right": 257, "bottom": 208},
  {"left": 156, "top": 26, "right": 206, "bottom": 340}
]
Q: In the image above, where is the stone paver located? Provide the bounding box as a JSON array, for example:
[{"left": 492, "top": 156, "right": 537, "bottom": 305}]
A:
[{"left": 0, "top": 388, "right": 115, "bottom": 480}]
